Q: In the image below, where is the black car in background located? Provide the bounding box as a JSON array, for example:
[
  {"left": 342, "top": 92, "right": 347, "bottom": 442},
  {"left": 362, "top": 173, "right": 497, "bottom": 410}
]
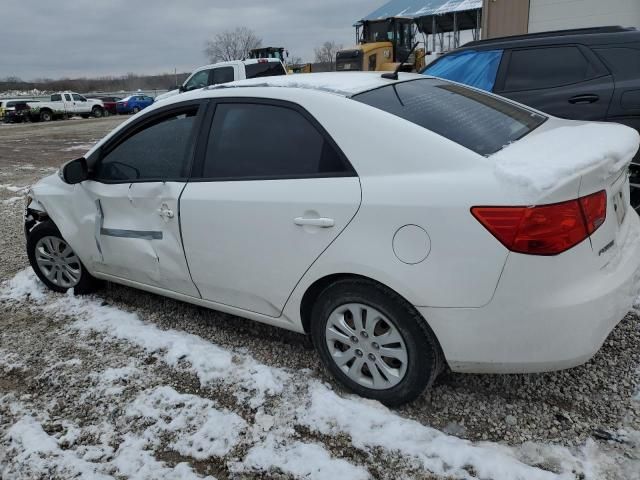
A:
[{"left": 423, "top": 26, "right": 640, "bottom": 211}]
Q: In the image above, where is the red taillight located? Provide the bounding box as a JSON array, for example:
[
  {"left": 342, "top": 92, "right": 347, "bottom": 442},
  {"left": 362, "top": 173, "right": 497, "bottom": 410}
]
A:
[
  {"left": 471, "top": 191, "right": 606, "bottom": 255},
  {"left": 579, "top": 190, "right": 607, "bottom": 234}
]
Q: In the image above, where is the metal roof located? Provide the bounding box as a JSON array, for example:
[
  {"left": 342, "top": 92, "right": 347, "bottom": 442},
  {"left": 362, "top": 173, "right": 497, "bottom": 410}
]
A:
[{"left": 361, "top": 0, "right": 482, "bottom": 21}]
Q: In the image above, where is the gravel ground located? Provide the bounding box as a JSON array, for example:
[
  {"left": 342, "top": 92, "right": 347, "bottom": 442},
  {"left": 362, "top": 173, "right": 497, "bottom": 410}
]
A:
[{"left": 0, "top": 118, "right": 639, "bottom": 479}]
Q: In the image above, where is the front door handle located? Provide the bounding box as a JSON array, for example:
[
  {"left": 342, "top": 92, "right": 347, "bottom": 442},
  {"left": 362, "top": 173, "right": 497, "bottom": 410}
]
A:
[
  {"left": 568, "top": 94, "right": 599, "bottom": 104},
  {"left": 294, "top": 217, "right": 335, "bottom": 228}
]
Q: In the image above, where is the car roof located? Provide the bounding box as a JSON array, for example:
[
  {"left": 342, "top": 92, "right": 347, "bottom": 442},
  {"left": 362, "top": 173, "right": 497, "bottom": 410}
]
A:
[
  {"left": 207, "top": 71, "right": 427, "bottom": 97},
  {"left": 460, "top": 25, "right": 639, "bottom": 50},
  {"left": 193, "top": 58, "right": 282, "bottom": 72}
]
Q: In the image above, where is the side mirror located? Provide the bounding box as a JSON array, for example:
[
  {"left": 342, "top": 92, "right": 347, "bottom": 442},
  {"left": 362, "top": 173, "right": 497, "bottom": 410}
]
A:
[
  {"left": 178, "top": 85, "right": 186, "bottom": 93},
  {"left": 60, "top": 157, "right": 88, "bottom": 184}
]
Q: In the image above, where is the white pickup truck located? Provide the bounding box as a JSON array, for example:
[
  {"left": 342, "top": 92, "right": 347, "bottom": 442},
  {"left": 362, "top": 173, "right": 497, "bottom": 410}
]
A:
[
  {"left": 28, "top": 92, "right": 105, "bottom": 121},
  {"left": 155, "top": 58, "right": 287, "bottom": 102}
]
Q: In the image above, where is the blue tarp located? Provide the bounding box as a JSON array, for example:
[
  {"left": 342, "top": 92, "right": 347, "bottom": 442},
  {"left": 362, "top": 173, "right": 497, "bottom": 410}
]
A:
[
  {"left": 361, "top": 0, "right": 482, "bottom": 21},
  {"left": 424, "top": 49, "right": 503, "bottom": 91}
]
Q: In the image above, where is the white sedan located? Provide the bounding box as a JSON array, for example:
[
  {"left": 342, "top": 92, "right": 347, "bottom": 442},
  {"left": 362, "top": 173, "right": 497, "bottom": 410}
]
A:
[{"left": 25, "top": 72, "right": 640, "bottom": 406}]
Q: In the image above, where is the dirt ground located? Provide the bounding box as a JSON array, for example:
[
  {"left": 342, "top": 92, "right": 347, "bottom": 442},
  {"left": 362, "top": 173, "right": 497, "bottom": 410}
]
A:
[{"left": 0, "top": 117, "right": 639, "bottom": 479}]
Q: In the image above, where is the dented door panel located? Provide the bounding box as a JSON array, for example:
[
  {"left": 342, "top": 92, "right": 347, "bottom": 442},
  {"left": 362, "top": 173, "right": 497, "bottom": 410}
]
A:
[{"left": 82, "top": 180, "right": 199, "bottom": 297}]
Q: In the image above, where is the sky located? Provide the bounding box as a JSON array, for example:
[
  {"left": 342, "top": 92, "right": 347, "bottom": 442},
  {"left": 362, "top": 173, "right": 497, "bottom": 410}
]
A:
[{"left": 1, "top": 0, "right": 377, "bottom": 80}]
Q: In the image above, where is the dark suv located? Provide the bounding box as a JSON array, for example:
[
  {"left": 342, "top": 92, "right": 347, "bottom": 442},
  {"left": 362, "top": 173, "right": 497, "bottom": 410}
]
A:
[{"left": 423, "top": 26, "right": 640, "bottom": 211}]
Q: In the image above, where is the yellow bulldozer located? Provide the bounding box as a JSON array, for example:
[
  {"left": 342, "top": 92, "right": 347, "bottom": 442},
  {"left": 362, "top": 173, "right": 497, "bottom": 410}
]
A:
[{"left": 336, "top": 18, "right": 426, "bottom": 73}]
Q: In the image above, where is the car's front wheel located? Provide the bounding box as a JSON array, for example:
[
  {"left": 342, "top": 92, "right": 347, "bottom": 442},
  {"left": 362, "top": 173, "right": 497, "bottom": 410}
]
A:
[
  {"left": 27, "top": 220, "right": 100, "bottom": 294},
  {"left": 311, "top": 278, "right": 443, "bottom": 406}
]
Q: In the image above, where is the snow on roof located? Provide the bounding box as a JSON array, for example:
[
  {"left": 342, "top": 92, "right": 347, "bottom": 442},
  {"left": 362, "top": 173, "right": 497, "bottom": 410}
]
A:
[
  {"left": 209, "top": 72, "right": 422, "bottom": 96},
  {"left": 361, "top": 0, "right": 482, "bottom": 21}
]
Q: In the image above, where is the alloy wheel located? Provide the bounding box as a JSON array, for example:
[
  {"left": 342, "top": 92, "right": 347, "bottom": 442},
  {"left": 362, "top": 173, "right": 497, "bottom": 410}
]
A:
[
  {"left": 325, "top": 303, "right": 408, "bottom": 390},
  {"left": 34, "top": 236, "right": 82, "bottom": 288}
]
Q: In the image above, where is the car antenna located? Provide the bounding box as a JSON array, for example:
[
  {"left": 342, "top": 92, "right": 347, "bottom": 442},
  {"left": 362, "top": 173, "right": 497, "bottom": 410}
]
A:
[{"left": 381, "top": 42, "right": 420, "bottom": 81}]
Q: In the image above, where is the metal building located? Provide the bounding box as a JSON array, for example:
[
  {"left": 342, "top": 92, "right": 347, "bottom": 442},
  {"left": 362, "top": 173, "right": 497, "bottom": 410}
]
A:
[
  {"left": 482, "top": 0, "right": 640, "bottom": 39},
  {"left": 358, "top": 0, "right": 483, "bottom": 53}
]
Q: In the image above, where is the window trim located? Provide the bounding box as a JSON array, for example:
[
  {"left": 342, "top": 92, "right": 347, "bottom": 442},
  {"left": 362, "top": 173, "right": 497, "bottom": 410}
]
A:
[
  {"left": 189, "top": 97, "right": 357, "bottom": 182},
  {"left": 496, "top": 44, "right": 610, "bottom": 93},
  {"left": 90, "top": 99, "right": 209, "bottom": 185}
]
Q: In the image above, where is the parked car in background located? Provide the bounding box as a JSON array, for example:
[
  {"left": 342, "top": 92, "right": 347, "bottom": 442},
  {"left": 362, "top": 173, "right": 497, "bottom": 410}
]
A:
[
  {"left": 88, "top": 96, "right": 121, "bottom": 115},
  {"left": 24, "top": 73, "right": 640, "bottom": 406},
  {"left": 28, "top": 92, "right": 105, "bottom": 121},
  {"left": 3, "top": 100, "right": 36, "bottom": 123},
  {"left": 423, "top": 26, "right": 640, "bottom": 211},
  {"left": 155, "top": 58, "right": 287, "bottom": 102},
  {"left": 1, "top": 99, "right": 36, "bottom": 122},
  {"left": 116, "top": 95, "right": 154, "bottom": 114}
]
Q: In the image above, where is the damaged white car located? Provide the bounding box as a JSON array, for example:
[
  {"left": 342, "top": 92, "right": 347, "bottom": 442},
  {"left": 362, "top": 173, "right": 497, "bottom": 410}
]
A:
[{"left": 25, "top": 73, "right": 640, "bottom": 406}]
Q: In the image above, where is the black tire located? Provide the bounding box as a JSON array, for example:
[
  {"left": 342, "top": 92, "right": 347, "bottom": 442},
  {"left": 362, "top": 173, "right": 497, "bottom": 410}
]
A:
[
  {"left": 92, "top": 106, "right": 104, "bottom": 118},
  {"left": 39, "top": 110, "right": 53, "bottom": 122},
  {"left": 310, "top": 278, "right": 443, "bottom": 406},
  {"left": 27, "top": 220, "right": 101, "bottom": 295}
]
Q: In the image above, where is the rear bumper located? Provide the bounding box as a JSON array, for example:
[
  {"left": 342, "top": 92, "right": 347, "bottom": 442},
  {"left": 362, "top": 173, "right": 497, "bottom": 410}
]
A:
[{"left": 420, "top": 213, "right": 640, "bottom": 374}]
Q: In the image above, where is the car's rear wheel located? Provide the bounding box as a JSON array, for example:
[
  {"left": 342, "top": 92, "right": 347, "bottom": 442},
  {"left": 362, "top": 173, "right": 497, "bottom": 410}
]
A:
[
  {"left": 132, "top": 106, "right": 140, "bottom": 114},
  {"left": 39, "top": 110, "right": 53, "bottom": 122},
  {"left": 27, "top": 220, "right": 100, "bottom": 294},
  {"left": 92, "top": 106, "right": 104, "bottom": 118},
  {"left": 311, "top": 278, "right": 442, "bottom": 406}
]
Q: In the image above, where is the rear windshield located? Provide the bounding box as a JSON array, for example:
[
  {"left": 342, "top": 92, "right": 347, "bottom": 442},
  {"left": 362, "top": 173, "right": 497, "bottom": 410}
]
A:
[
  {"left": 352, "top": 78, "right": 546, "bottom": 156},
  {"left": 245, "top": 61, "right": 287, "bottom": 79}
]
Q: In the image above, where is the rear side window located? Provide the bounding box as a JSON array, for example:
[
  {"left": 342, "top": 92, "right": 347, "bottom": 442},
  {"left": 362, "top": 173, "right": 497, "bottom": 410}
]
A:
[
  {"left": 202, "top": 103, "right": 351, "bottom": 179},
  {"left": 51, "top": 94, "right": 62, "bottom": 101},
  {"left": 594, "top": 47, "right": 640, "bottom": 80},
  {"left": 502, "top": 46, "right": 595, "bottom": 91},
  {"left": 245, "top": 62, "right": 286, "bottom": 79},
  {"left": 424, "top": 49, "right": 504, "bottom": 91},
  {"left": 211, "top": 67, "right": 235, "bottom": 85},
  {"left": 353, "top": 78, "right": 546, "bottom": 156},
  {"left": 94, "top": 109, "right": 197, "bottom": 182}
]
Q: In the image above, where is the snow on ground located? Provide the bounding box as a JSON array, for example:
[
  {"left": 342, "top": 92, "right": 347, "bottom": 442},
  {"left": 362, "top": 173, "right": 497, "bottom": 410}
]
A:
[
  {"left": 0, "top": 184, "right": 28, "bottom": 193},
  {"left": 63, "top": 143, "right": 96, "bottom": 152},
  {"left": 1, "top": 269, "right": 639, "bottom": 479},
  {"left": 493, "top": 123, "right": 640, "bottom": 193}
]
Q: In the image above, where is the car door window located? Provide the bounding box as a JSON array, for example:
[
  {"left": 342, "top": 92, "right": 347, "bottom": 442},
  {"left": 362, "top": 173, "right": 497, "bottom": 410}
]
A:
[
  {"left": 201, "top": 102, "right": 352, "bottom": 179},
  {"left": 63, "top": 94, "right": 71, "bottom": 101},
  {"left": 184, "top": 70, "right": 210, "bottom": 91},
  {"left": 72, "top": 94, "right": 84, "bottom": 101},
  {"left": 502, "top": 46, "right": 598, "bottom": 92},
  {"left": 93, "top": 108, "right": 198, "bottom": 182},
  {"left": 210, "top": 67, "right": 235, "bottom": 85},
  {"left": 424, "top": 49, "right": 504, "bottom": 91}
]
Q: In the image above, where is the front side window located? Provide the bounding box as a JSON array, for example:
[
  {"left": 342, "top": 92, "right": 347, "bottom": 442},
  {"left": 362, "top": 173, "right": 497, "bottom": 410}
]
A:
[
  {"left": 93, "top": 109, "right": 197, "bottom": 182},
  {"left": 353, "top": 78, "right": 546, "bottom": 156},
  {"left": 424, "top": 49, "right": 504, "bottom": 92},
  {"left": 184, "top": 70, "right": 210, "bottom": 91},
  {"left": 201, "top": 103, "right": 350, "bottom": 179},
  {"left": 210, "top": 67, "right": 235, "bottom": 85},
  {"left": 72, "top": 94, "right": 85, "bottom": 101},
  {"left": 245, "top": 62, "right": 286, "bottom": 79},
  {"left": 502, "top": 46, "right": 594, "bottom": 91}
]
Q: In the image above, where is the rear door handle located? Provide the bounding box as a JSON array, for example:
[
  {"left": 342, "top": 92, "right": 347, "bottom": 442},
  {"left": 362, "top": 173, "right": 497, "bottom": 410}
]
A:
[
  {"left": 568, "top": 94, "right": 599, "bottom": 104},
  {"left": 294, "top": 217, "right": 335, "bottom": 228}
]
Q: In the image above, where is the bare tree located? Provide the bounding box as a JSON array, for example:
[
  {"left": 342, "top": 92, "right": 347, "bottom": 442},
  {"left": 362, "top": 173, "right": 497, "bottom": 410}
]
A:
[
  {"left": 288, "top": 55, "right": 304, "bottom": 66},
  {"left": 314, "top": 41, "right": 343, "bottom": 70},
  {"left": 204, "top": 27, "right": 262, "bottom": 63}
]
